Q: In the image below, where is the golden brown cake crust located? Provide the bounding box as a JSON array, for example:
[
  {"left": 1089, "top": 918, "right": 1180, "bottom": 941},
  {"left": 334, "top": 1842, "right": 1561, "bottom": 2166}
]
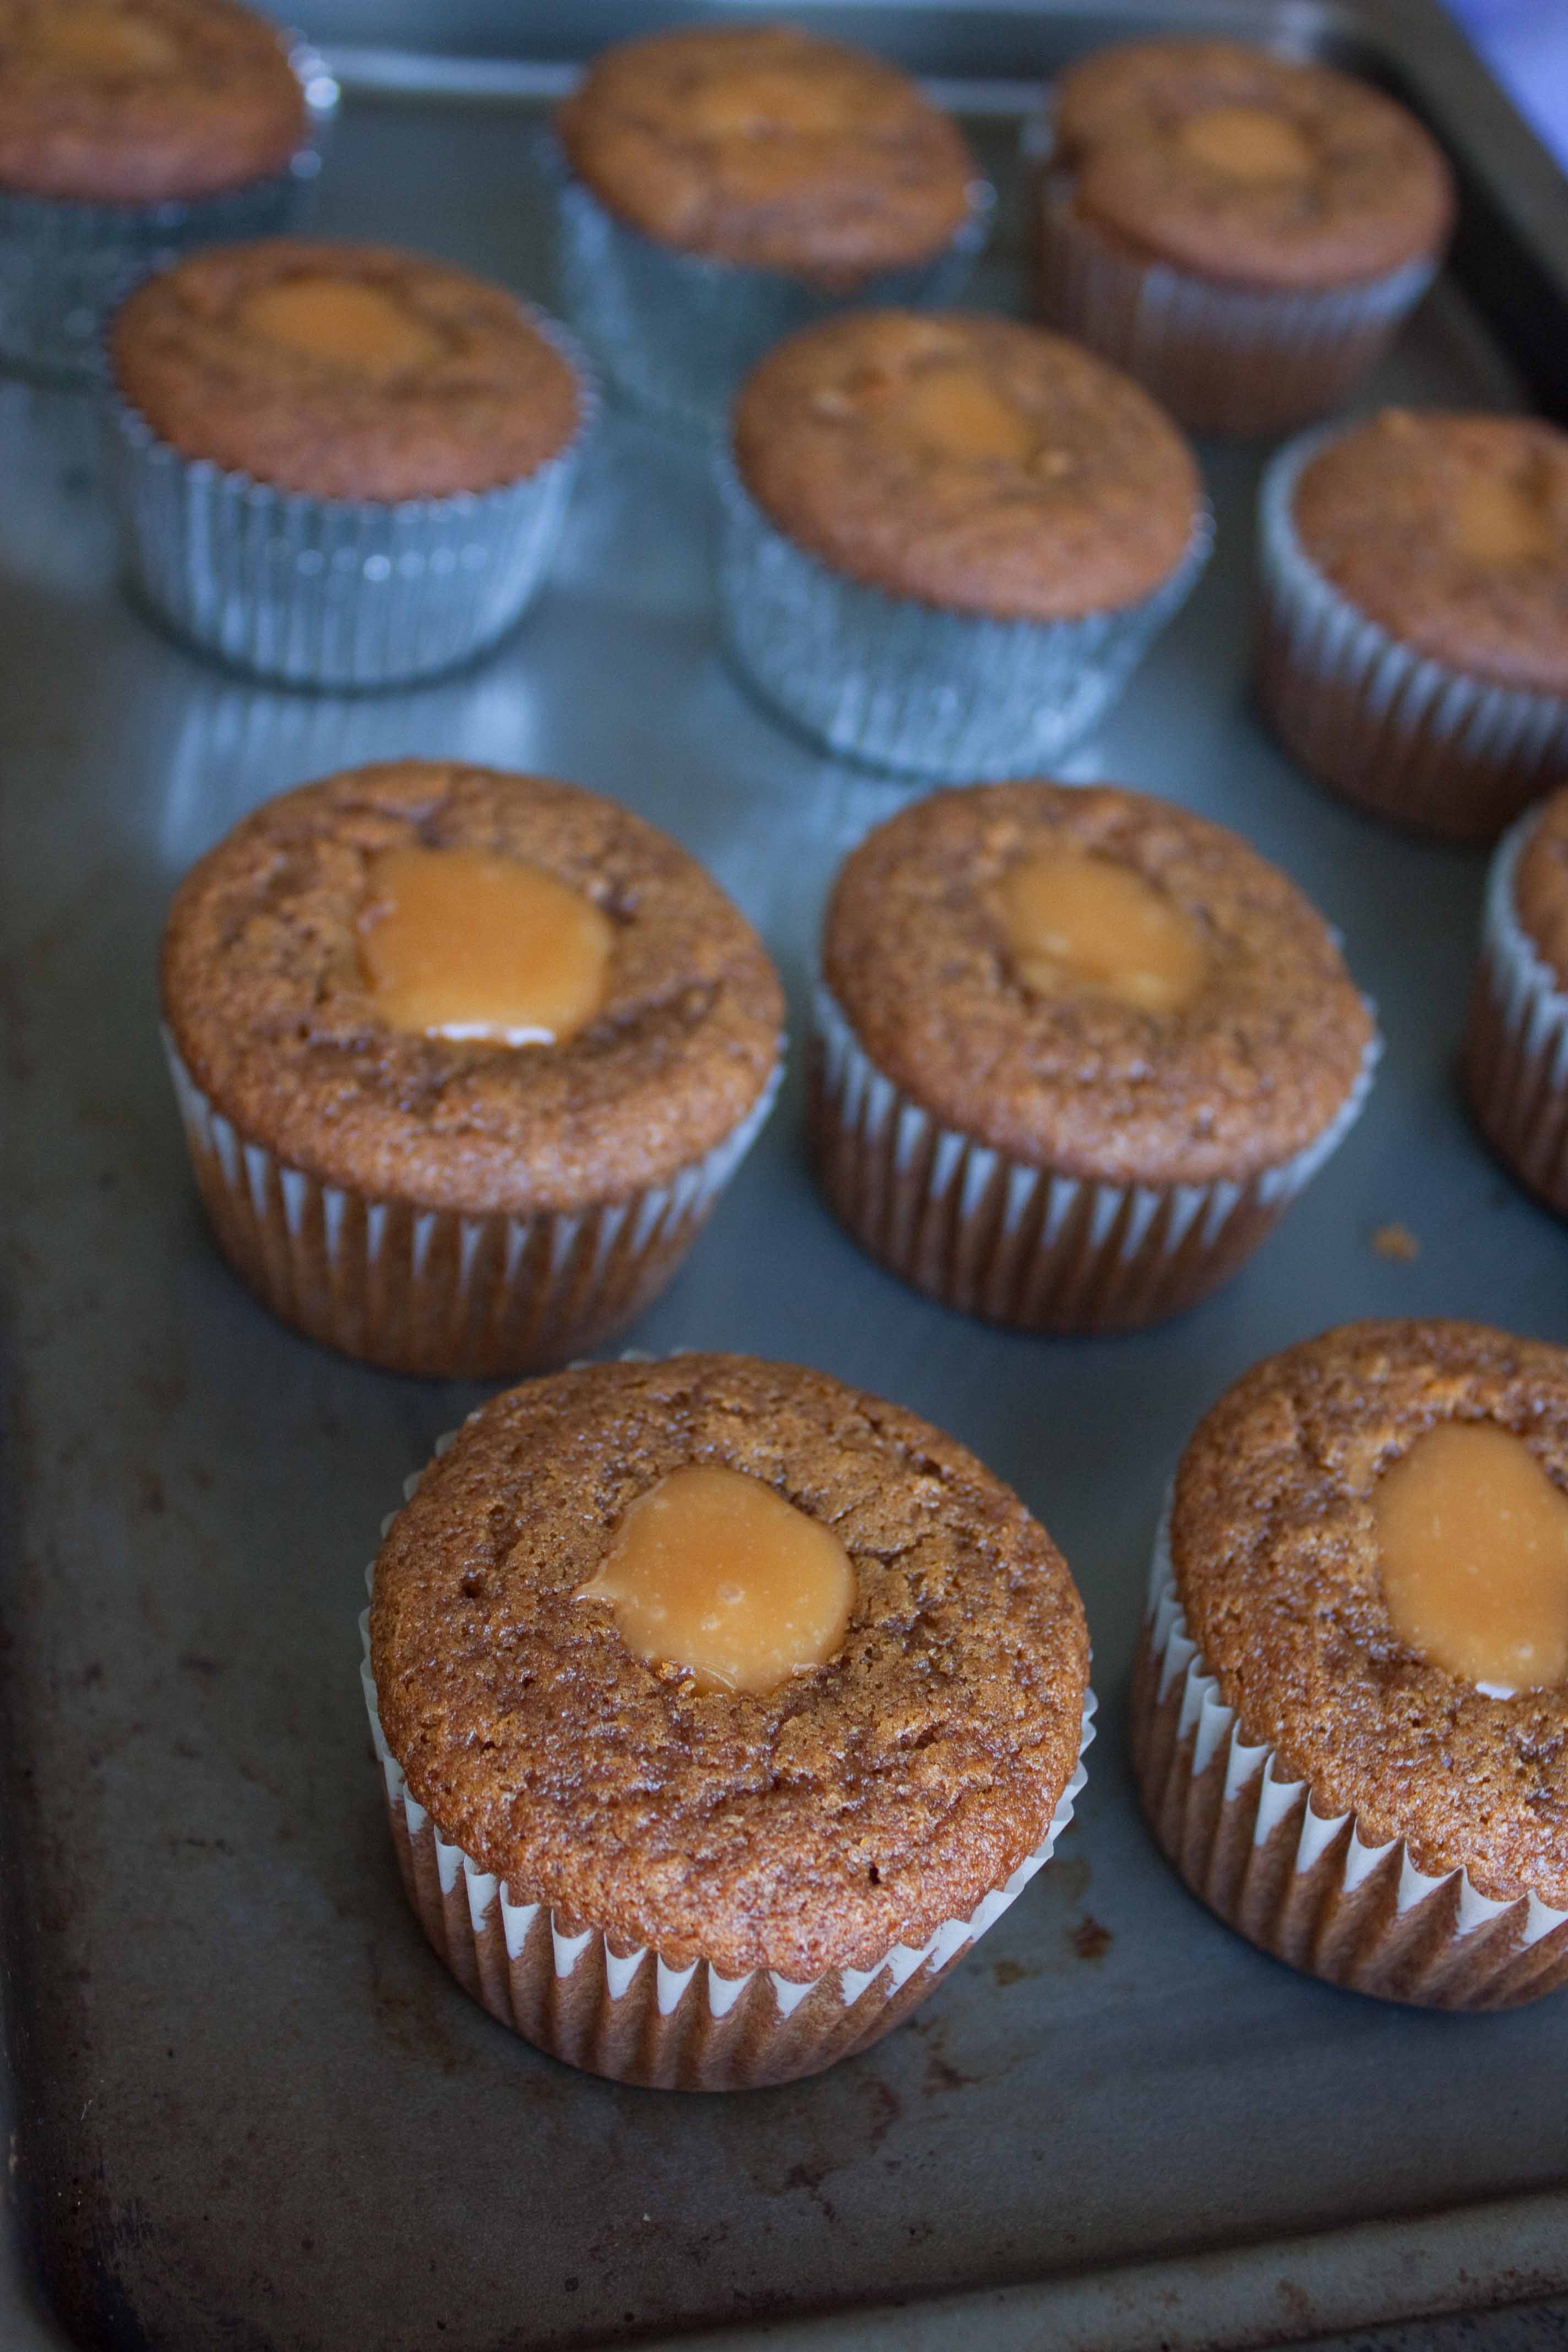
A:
[
  {"left": 823, "top": 782, "right": 1373, "bottom": 1185},
  {"left": 1053, "top": 39, "right": 1453, "bottom": 291},
  {"left": 1514, "top": 787, "right": 1568, "bottom": 989},
  {"left": 1172, "top": 1319, "right": 1568, "bottom": 1909},
  {"left": 109, "top": 239, "right": 582, "bottom": 502},
  {"left": 0, "top": 0, "right": 306, "bottom": 204},
  {"left": 1292, "top": 411, "right": 1568, "bottom": 696},
  {"left": 370, "top": 1353, "right": 1091, "bottom": 1978},
  {"left": 160, "top": 762, "right": 784, "bottom": 1216},
  {"left": 557, "top": 23, "right": 972, "bottom": 281},
  {"left": 732, "top": 311, "right": 1200, "bottom": 621}
]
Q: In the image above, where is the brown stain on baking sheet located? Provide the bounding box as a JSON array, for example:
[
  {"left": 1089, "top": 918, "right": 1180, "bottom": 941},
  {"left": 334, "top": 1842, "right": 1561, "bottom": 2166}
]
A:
[{"left": 1070, "top": 1913, "right": 1113, "bottom": 1961}]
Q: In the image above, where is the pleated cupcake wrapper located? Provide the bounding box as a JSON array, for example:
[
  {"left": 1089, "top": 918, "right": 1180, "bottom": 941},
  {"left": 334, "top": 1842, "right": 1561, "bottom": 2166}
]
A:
[
  {"left": 1031, "top": 161, "right": 1435, "bottom": 438},
  {"left": 0, "top": 41, "right": 336, "bottom": 388},
  {"left": 163, "top": 1031, "right": 781, "bottom": 1378},
  {"left": 102, "top": 303, "right": 596, "bottom": 690},
  {"left": 539, "top": 129, "right": 993, "bottom": 439},
  {"left": 360, "top": 1511, "right": 1096, "bottom": 2090},
  {"left": 715, "top": 449, "right": 1212, "bottom": 781},
  {"left": 1463, "top": 807, "right": 1568, "bottom": 1216},
  {"left": 808, "top": 982, "right": 1377, "bottom": 1333},
  {"left": 1257, "top": 427, "right": 1568, "bottom": 845},
  {"left": 1133, "top": 1510, "right": 1568, "bottom": 2009}
]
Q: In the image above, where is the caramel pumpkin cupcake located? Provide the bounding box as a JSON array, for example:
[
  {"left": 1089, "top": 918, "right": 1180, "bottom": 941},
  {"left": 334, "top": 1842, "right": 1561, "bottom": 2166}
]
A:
[
  {"left": 1035, "top": 39, "right": 1453, "bottom": 436},
  {"left": 548, "top": 22, "right": 986, "bottom": 431},
  {"left": 160, "top": 762, "right": 783, "bottom": 1376},
  {"left": 105, "top": 238, "right": 593, "bottom": 688},
  {"left": 0, "top": 0, "right": 331, "bottom": 383},
  {"left": 362, "top": 1353, "right": 1094, "bottom": 2089},
  {"left": 718, "top": 311, "right": 1210, "bottom": 777},
  {"left": 810, "top": 782, "right": 1375, "bottom": 1331},
  {"left": 1464, "top": 786, "right": 1568, "bottom": 1214},
  {"left": 1134, "top": 1320, "right": 1568, "bottom": 2008},
  {"left": 1258, "top": 410, "right": 1568, "bottom": 845}
]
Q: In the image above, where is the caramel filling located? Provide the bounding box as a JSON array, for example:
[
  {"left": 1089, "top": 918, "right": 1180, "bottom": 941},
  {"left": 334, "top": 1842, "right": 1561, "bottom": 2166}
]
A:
[
  {"left": 1177, "top": 104, "right": 1316, "bottom": 182},
  {"left": 894, "top": 366, "right": 1036, "bottom": 466},
  {"left": 357, "top": 844, "right": 613, "bottom": 1046},
  {"left": 1453, "top": 475, "right": 1556, "bottom": 568},
  {"left": 31, "top": 6, "right": 180, "bottom": 74},
  {"left": 1375, "top": 1422, "right": 1568, "bottom": 1692},
  {"left": 577, "top": 1466, "right": 854, "bottom": 1697},
  {"left": 687, "top": 63, "right": 859, "bottom": 139},
  {"left": 995, "top": 847, "right": 1208, "bottom": 1014},
  {"left": 237, "top": 278, "right": 446, "bottom": 379}
]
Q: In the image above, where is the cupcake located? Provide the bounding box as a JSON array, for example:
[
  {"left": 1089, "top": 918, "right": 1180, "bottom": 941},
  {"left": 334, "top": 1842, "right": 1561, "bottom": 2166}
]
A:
[
  {"left": 810, "top": 781, "right": 1376, "bottom": 1332},
  {"left": 548, "top": 22, "right": 986, "bottom": 433},
  {"left": 0, "top": 0, "right": 331, "bottom": 385},
  {"left": 160, "top": 761, "right": 784, "bottom": 1376},
  {"left": 1257, "top": 409, "right": 1568, "bottom": 845},
  {"left": 1133, "top": 1319, "right": 1568, "bottom": 2008},
  {"left": 104, "top": 237, "right": 593, "bottom": 689},
  {"left": 1464, "top": 785, "right": 1568, "bottom": 1215},
  {"left": 1034, "top": 38, "right": 1453, "bottom": 437},
  {"left": 363, "top": 1352, "right": 1094, "bottom": 2089},
  {"left": 718, "top": 310, "right": 1210, "bottom": 778}
]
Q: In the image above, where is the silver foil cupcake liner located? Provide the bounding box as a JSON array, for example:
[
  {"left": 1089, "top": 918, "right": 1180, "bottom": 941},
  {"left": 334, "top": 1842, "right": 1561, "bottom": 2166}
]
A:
[
  {"left": 163, "top": 1032, "right": 781, "bottom": 1376},
  {"left": 1032, "top": 165, "right": 1437, "bottom": 438},
  {"left": 103, "top": 303, "right": 596, "bottom": 690},
  {"left": 716, "top": 453, "right": 1212, "bottom": 780},
  {"left": 1463, "top": 807, "right": 1568, "bottom": 1216},
  {"left": 1257, "top": 427, "right": 1568, "bottom": 844},
  {"left": 809, "top": 982, "right": 1378, "bottom": 1332},
  {"left": 540, "top": 130, "right": 993, "bottom": 438},
  {"left": 361, "top": 1522, "right": 1096, "bottom": 2090},
  {"left": 1132, "top": 1509, "right": 1568, "bottom": 2009},
  {"left": 0, "top": 40, "right": 336, "bottom": 388}
]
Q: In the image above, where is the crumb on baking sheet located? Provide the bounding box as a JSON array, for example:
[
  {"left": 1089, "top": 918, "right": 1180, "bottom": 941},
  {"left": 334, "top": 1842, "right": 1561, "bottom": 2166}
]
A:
[{"left": 1370, "top": 1222, "right": 1420, "bottom": 1262}]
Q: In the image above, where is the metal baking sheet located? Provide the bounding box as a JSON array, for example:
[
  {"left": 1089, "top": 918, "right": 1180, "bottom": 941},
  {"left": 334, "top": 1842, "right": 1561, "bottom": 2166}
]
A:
[{"left": 4, "top": 4, "right": 1568, "bottom": 2347}]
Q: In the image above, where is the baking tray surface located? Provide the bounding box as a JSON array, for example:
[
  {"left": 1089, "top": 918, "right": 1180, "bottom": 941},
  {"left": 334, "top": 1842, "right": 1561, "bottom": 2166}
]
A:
[{"left": 2, "top": 7, "right": 1568, "bottom": 2349}]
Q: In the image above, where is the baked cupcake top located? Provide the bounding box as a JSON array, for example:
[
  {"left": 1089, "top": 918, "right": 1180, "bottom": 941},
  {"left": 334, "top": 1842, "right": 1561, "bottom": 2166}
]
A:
[
  {"left": 1052, "top": 39, "right": 1453, "bottom": 290},
  {"left": 1170, "top": 1319, "right": 1568, "bottom": 1909},
  {"left": 160, "top": 761, "right": 784, "bottom": 1217},
  {"left": 110, "top": 239, "right": 583, "bottom": 502},
  {"left": 823, "top": 782, "right": 1373, "bottom": 1186},
  {"left": 1291, "top": 410, "right": 1568, "bottom": 697},
  {"left": 557, "top": 23, "right": 973, "bottom": 283},
  {"left": 1513, "top": 786, "right": 1568, "bottom": 988},
  {"left": 370, "top": 1352, "right": 1091, "bottom": 1978},
  {"left": 733, "top": 311, "right": 1201, "bottom": 622},
  {"left": 0, "top": 0, "right": 307, "bottom": 204}
]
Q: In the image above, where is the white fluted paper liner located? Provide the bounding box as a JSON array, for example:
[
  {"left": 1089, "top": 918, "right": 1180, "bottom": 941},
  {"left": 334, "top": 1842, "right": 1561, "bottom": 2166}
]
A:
[
  {"left": 1033, "top": 168, "right": 1435, "bottom": 438},
  {"left": 163, "top": 1030, "right": 781, "bottom": 1377},
  {"left": 360, "top": 1504, "right": 1096, "bottom": 2088},
  {"left": 715, "top": 451, "right": 1212, "bottom": 780},
  {"left": 809, "top": 981, "right": 1378, "bottom": 1332},
  {"left": 1134, "top": 1509, "right": 1568, "bottom": 2009},
  {"left": 1463, "top": 806, "right": 1568, "bottom": 1216},
  {"left": 0, "top": 41, "right": 336, "bottom": 386},
  {"left": 1257, "top": 427, "right": 1568, "bottom": 845},
  {"left": 102, "top": 303, "right": 596, "bottom": 690}
]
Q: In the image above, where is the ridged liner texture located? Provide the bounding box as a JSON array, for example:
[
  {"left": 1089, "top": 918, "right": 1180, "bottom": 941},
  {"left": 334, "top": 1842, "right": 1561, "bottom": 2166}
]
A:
[
  {"left": 360, "top": 1468, "right": 1097, "bottom": 2091},
  {"left": 1463, "top": 808, "right": 1568, "bottom": 1216},
  {"left": 1131, "top": 1510, "right": 1568, "bottom": 2008},
  {"left": 101, "top": 304, "right": 596, "bottom": 690},
  {"left": 540, "top": 129, "right": 993, "bottom": 438},
  {"left": 1256, "top": 427, "right": 1568, "bottom": 845},
  {"left": 0, "top": 41, "right": 336, "bottom": 388},
  {"left": 807, "top": 982, "right": 1378, "bottom": 1333},
  {"left": 164, "top": 1031, "right": 781, "bottom": 1378},
  {"left": 715, "top": 450, "right": 1212, "bottom": 781}
]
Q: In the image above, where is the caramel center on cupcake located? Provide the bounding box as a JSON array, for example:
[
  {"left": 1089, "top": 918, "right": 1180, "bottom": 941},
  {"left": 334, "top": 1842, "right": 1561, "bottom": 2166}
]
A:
[
  {"left": 1375, "top": 1420, "right": 1568, "bottom": 1692},
  {"left": 28, "top": 6, "right": 181, "bottom": 77},
  {"left": 577, "top": 1466, "right": 855, "bottom": 1696},
  {"left": 357, "top": 844, "right": 613, "bottom": 1046},
  {"left": 1174, "top": 104, "right": 1316, "bottom": 182},
  {"left": 1452, "top": 473, "right": 1558, "bottom": 568},
  {"left": 994, "top": 847, "right": 1208, "bottom": 1014},
  {"left": 236, "top": 278, "right": 448, "bottom": 381}
]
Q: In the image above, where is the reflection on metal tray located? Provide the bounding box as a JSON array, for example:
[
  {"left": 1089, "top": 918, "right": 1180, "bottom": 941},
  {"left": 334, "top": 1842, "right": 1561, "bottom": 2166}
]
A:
[{"left": 2, "top": 6, "right": 1568, "bottom": 2351}]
